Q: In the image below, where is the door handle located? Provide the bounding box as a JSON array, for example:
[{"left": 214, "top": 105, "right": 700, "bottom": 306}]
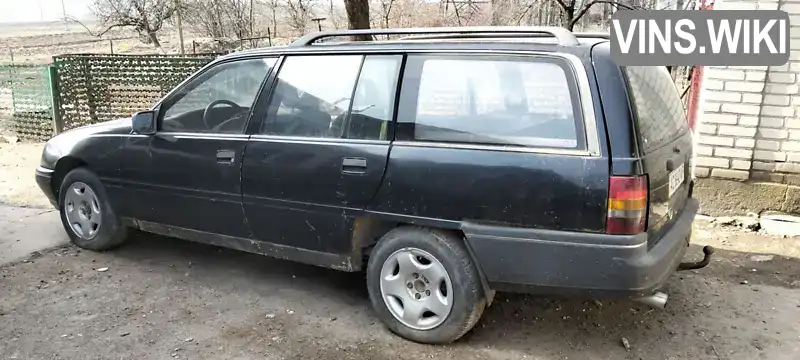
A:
[
  {"left": 342, "top": 157, "right": 367, "bottom": 174},
  {"left": 216, "top": 150, "right": 236, "bottom": 164}
]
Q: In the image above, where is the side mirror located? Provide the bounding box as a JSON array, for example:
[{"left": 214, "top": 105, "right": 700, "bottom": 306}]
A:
[{"left": 132, "top": 111, "right": 156, "bottom": 135}]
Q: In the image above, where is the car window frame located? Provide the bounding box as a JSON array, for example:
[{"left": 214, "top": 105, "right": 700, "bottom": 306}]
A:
[
  {"left": 152, "top": 55, "right": 278, "bottom": 135},
  {"left": 248, "top": 53, "right": 406, "bottom": 144},
  {"left": 394, "top": 52, "right": 589, "bottom": 153}
]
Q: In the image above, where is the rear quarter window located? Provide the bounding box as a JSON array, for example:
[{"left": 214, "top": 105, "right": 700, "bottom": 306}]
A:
[
  {"left": 396, "top": 54, "right": 586, "bottom": 150},
  {"left": 624, "top": 66, "right": 689, "bottom": 153}
]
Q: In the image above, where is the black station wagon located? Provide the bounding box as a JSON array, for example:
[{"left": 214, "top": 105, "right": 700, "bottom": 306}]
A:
[{"left": 35, "top": 27, "right": 713, "bottom": 343}]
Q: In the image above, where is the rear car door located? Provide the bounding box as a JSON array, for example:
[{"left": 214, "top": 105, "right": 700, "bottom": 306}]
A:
[
  {"left": 241, "top": 54, "right": 403, "bottom": 253},
  {"left": 123, "top": 57, "right": 275, "bottom": 237},
  {"left": 370, "top": 53, "right": 608, "bottom": 232},
  {"left": 623, "top": 66, "right": 693, "bottom": 242}
]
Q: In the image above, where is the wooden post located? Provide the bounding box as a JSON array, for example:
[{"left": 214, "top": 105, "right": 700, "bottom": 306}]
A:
[
  {"left": 249, "top": 0, "right": 255, "bottom": 47},
  {"left": 176, "top": 0, "right": 185, "bottom": 54},
  {"left": 109, "top": 39, "right": 114, "bottom": 54},
  {"left": 267, "top": 28, "right": 272, "bottom": 47}
]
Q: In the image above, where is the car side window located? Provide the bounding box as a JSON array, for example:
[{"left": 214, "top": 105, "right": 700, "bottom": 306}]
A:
[
  {"left": 624, "top": 66, "right": 688, "bottom": 153},
  {"left": 261, "top": 55, "right": 401, "bottom": 141},
  {"left": 397, "top": 55, "right": 584, "bottom": 150},
  {"left": 160, "top": 58, "right": 276, "bottom": 134},
  {"left": 336, "top": 55, "right": 402, "bottom": 140}
]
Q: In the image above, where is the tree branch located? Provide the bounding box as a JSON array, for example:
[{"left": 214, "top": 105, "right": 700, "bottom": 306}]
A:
[
  {"left": 67, "top": 16, "right": 130, "bottom": 37},
  {"left": 570, "top": 0, "right": 635, "bottom": 28},
  {"left": 514, "top": 3, "right": 536, "bottom": 25}
]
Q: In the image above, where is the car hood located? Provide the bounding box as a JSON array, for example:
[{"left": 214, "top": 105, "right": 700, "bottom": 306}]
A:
[
  {"left": 49, "top": 118, "right": 132, "bottom": 145},
  {"left": 43, "top": 118, "right": 133, "bottom": 165},
  {"left": 63, "top": 118, "right": 133, "bottom": 137}
]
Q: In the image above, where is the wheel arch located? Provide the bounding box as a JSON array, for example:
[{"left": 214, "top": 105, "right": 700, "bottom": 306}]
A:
[
  {"left": 354, "top": 218, "right": 494, "bottom": 305},
  {"left": 52, "top": 156, "right": 89, "bottom": 204}
]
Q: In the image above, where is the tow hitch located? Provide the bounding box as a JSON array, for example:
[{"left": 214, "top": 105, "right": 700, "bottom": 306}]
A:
[{"left": 677, "top": 245, "right": 715, "bottom": 271}]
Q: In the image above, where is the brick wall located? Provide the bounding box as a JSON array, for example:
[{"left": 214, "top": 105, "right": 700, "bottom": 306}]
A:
[{"left": 695, "top": 0, "right": 800, "bottom": 183}]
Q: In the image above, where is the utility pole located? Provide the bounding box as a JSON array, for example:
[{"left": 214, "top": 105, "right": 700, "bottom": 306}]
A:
[
  {"left": 176, "top": 0, "right": 185, "bottom": 54},
  {"left": 312, "top": 17, "right": 326, "bottom": 32},
  {"left": 61, "top": 0, "right": 68, "bottom": 31}
]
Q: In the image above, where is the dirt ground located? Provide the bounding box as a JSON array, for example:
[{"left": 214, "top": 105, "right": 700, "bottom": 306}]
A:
[
  {"left": 0, "top": 209, "right": 799, "bottom": 360},
  {"left": 0, "top": 142, "right": 49, "bottom": 208}
]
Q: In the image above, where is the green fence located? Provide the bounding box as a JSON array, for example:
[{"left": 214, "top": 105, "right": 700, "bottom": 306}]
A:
[
  {"left": 0, "top": 65, "right": 56, "bottom": 141},
  {"left": 53, "top": 54, "right": 218, "bottom": 132}
]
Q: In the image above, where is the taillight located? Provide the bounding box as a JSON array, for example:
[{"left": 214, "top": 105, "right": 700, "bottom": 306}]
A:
[{"left": 606, "top": 175, "right": 648, "bottom": 235}]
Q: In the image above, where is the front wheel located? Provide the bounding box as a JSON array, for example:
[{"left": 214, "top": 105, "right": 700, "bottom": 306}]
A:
[
  {"left": 366, "top": 227, "right": 486, "bottom": 344},
  {"left": 58, "top": 168, "right": 128, "bottom": 251}
]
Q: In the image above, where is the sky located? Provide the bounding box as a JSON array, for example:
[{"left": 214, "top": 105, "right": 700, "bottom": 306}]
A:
[{"left": 0, "top": 0, "right": 93, "bottom": 23}]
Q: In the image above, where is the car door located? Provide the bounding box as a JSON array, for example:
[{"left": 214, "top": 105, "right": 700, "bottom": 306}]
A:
[
  {"left": 370, "top": 53, "right": 608, "bottom": 233},
  {"left": 241, "top": 54, "right": 403, "bottom": 254},
  {"left": 124, "top": 57, "right": 276, "bottom": 238}
]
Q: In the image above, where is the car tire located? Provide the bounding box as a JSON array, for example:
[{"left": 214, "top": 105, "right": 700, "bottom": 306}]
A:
[
  {"left": 58, "top": 167, "right": 128, "bottom": 251},
  {"left": 366, "top": 226, "right": 486, "bottom": 344}
]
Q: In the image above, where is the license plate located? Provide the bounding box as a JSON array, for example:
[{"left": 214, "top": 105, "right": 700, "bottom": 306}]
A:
[{"left": 668, "top": 163, "right": 685, "bottom": 198}]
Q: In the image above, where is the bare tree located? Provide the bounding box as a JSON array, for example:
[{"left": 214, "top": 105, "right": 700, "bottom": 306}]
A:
[
  {"left": 441, "top": 0, "right": 486, "bottom": 26},
  {"left": 284, "top": 0, "right": 315, "bottom": 33},
  {"left": 256, "top": 0, "right": 280, "bottom": 36},
  {"left": 91, "top": 0, "right": 177, "bottom": 48},
  {"left": 372, "top": 0, "right": 396, "bottom": 28},
  {"left": 490, "top": 0, "right": 637, "bottom": 29},
  {"left": 226, "top": 0, "right": 254, "bottom": 39},
  {"left": 344, "top": 0, "right": 372, "bottom": 40},
  {"left": 555, "top": 0, "right": 636, "bottom": 30},
  {"left": 490, "top": 0, "right": 511, "bottom": 25},
  {"left": 328, "top": 0, "right": 345, "bottom": 28},
  {"left": 184, "top": 0, "right": 225, "bottom": 38},
  {"left": 183, "top": 0, "right": 255, "bottom": 40}
]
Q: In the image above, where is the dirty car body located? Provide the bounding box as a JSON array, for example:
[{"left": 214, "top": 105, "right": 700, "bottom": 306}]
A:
[{"left": 36, "top": 27, "right": 711, "bottom": 343}]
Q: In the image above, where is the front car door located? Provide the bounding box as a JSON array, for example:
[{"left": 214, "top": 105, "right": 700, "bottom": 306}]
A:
[
  {"left": 242, "top": 54, "right": 403, "bottom": 254},
  {"left": 124, "top": 57, "right": 276, "bottom": 237}
]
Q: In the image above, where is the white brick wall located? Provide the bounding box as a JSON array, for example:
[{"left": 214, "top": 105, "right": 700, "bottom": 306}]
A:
[{"left": 695, "top": 0, "right": 800, "bottom": 182}]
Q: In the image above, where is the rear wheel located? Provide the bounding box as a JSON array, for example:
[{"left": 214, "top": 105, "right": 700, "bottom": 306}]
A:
[
  {"left": 59, "top": 168, "right": 128, "bottom": 251},
  {"left": 366, "top": 227, "right": 485, "bottom": 344}
]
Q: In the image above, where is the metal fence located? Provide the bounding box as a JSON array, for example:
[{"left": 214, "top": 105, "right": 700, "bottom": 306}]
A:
[
  {"left": 52, "top": 54, "right": 218, "bottom": 132},
  {"left": 0, "top": 65, "right": 56, "bottom": 141}
]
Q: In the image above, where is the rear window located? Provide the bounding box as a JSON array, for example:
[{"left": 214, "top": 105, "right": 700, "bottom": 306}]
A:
[
  {"left": 624, "top": 66, "right": 689, "bottom": 153},
  {"left": 397, "top": 55, "right": 585, "bottom": 149}
]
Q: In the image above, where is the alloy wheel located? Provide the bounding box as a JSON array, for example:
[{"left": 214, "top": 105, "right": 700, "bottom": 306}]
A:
[
  {"left": 379, "top": 247, "right": 454, "bottom": 330},
  {"left": 63, "top": 182, "right": 102, "bottom": 240}
]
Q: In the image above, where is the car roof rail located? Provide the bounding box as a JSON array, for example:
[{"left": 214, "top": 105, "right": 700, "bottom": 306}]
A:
[
  {"left": 574, "top": 32, "right": 610, "bottom": 39},
  {"left": 397, "top": 33, "right": 561, "bottom": 42},
  {"left": 290, "top": 26, "right": 580, "bottom": 47}
]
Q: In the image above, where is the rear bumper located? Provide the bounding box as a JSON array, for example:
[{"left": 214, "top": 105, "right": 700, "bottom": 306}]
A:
[
  {"left": 35, "top": 166, "right": 58, "bottom": 208},
  {"left": 463, "top": 198, "right": 699, "bottom": 298}
]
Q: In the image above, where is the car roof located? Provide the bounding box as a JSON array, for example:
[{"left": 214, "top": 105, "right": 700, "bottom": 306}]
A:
[{"left": 219, "top": 27, "right": 610, "bottom": 61}]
